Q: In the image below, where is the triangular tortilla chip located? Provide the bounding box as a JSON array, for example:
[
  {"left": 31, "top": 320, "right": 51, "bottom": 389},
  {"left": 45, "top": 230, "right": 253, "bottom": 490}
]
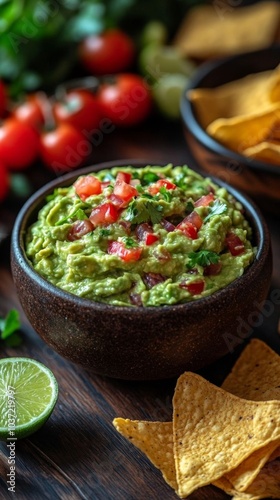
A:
[
  {"left": 187, "top": 66, "right": 280, "bottom": 129},
  {"left": 112, "top": 419, "right": 177, "bottom": 492},
  {"left": 174, "top": 2, "right": 280, "bottom": 59},
  {"left": 172, "top": 372, "right": 280, "bottom": 498},
  {"left": 243, "top": 142, "right": 280, "bottom": 165}
]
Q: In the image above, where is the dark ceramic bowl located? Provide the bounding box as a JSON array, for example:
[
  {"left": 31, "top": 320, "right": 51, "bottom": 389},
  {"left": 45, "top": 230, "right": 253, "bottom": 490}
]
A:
[
  {"left": 11, "top": 160, "right": 272, "bottom": 380},
  {"left": 181, "top": 45, "right": 280, "bottom": 213}
]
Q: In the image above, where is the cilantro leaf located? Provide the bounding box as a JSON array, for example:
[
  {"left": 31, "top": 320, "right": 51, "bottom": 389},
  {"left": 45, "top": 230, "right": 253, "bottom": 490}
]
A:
[
  {"left": 141, "top": 172, "right": 160, "bottom": 185},
  {"left": 0, "top": 309, "right": 21, "bottom": 340},
  {"left": 124, "top": 200, "right": 163, "bottom": 225},
  {"left": 55, "top": 207, "right": 87, "bottom": 226},
  {"left": 187, "top": 251, "right": 220, "bottom": 269},
  {"left": 122, "top": 237, "right": 138, "bottom": 248},
  {"left": 204, "top": 200, "right": 227, "bottom": 222},
  {"left": 99, "top": 229, "right": 111, "bottom": 237},
  {"left": 159, "top": 186, "right": 172, "bottom": 202}
]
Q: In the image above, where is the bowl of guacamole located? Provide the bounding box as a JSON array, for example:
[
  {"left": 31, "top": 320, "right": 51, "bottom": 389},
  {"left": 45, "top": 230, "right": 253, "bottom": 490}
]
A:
[{"left": 11, "top": 161, "right": 272, "bottom": 379}]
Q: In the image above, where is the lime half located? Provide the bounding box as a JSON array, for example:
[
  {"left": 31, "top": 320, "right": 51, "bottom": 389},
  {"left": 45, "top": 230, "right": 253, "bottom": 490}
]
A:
[{"left": 0, "top": 357, "right": 58, "bottom": 440}]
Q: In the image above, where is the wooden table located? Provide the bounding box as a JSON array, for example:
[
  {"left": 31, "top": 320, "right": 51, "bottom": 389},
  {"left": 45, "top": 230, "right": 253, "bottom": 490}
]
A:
[{"left": 0, "top": 116, "right": 279, "bottom": 500}]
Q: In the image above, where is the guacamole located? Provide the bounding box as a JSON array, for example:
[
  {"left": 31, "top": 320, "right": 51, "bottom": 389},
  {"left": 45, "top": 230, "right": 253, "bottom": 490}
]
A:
[{"left": 25, "top": 164, "right": 255, "bottom": 307}]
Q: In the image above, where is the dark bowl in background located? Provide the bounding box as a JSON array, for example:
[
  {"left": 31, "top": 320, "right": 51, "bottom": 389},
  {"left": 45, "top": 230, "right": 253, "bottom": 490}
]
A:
[
  {"left": 11, "top": 160, "right": 272, "bottom": 380},
  {"left": 181, "top": 45, "right": 280, "bottom": 213}
]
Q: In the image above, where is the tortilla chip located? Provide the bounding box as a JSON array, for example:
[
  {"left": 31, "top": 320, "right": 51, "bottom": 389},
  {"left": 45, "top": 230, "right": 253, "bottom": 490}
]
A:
[
  {"left": 112, "top": 419, "right": 177, "bottom": 492},
  {"left": 222, "top": 339, "right": 280, "bottom": 401},
  {"left": 243, "top": 142, "right": 280, "bottom": 164},
  {"left": 187, "top": 66, "right": 280, "bottom": 129},
  {"left": 172, "top": 372, "right": 280, "bottom": 498},
  {"left": 174, "top": 2, "right": 280, "bottom": 59},
  {"left": 221, "top": 339, "right": 280, "bottom": 490}
]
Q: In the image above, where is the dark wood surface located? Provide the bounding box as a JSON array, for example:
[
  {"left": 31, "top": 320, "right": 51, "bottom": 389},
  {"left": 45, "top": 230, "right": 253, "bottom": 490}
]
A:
[{"left": 0, "top": 116, "right": 279, "bottom": 500}]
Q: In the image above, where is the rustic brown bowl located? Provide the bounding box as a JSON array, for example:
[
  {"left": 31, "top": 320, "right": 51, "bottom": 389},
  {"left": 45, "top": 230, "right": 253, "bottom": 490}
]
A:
[
  {"left": 11, "top": 160, "right": 272, "bottom": 380},
  {"left": 181, "top": 45, "right": 280, "bottom": 213}
]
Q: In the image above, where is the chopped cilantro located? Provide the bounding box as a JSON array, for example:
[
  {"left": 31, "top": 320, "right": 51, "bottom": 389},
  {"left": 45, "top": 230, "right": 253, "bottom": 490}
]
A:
[
  {"left": 159, "top": 186, "right": 172, "bottom": 202},
  {"left": 0, "top": 309, "right": 22, "bottom": 346},
  {"left": 99, "top": 229, "right": 111, "bottom": 237},
  {"left": 141, "top": 172, "right": 160, "bottom": 185},
  {"left": 204, "top": 199, "right": 227, "bottom": 222},
  {"left": 55, "top": 207, "right": 87, "bottom": 226},
  {"left": 124, "top": 199, "right": 163, "bottom": 225},
  {"left": 186, "top": 201, "right": 195, "bottom": 213},
  {"left": 187, "top": 250, "right": 220, "bottom": 269},
  {"left": 122, "top": 237, "right": 138, "bottom": 248},
  {"left": 136, "top": 184, "right": 144, "bottom": 194}
]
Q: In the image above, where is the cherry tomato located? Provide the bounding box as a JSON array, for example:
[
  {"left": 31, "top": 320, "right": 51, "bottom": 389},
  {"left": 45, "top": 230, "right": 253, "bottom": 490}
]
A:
[
  {"left": 97, "top": 74, "right": 152, "bottom": 127},
  {"left": 13, "top": 93, "right": 45, "bottom": 130},
  {"left": 79, "top": 29, "right": 135, "bottom": 75},
  {"left": 0, "top": 161, "right": 9, "bottom": 201},
  {"left": 53, "top": 90, "right": 101, "bottom": 132},
  {"left": 0, "top": 118, "right": 39, "bottom": 170},
  {"left": 0, "top": 80, "right": 7, "bottom": 118},
  {"left": 40, "top": 124, "right": 87, "bottom": 174},
  {"left": 74, "top": 175, "right": 102, "bottom": 200}
]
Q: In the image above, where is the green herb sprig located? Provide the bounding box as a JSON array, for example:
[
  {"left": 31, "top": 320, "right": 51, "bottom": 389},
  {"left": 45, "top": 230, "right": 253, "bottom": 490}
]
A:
[
  {"left": 0, "top": 309, "right": 22, "bottom": 347},
  {"left": 187, "top": 250, "right": 220, "bottom": 269}
]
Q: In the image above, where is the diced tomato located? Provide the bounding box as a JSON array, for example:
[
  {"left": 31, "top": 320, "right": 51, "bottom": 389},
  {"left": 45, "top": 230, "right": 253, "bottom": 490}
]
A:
[
  {"left": 113, "top": 179, "right": 138, "bottom": 202},
  {"left": 226, "top": 232, "right": 245, "bottom": 256},
  {"left": 194, "top": 193, "right": 214, "bottom": 207},
  {"left": 180, "top": 279, "right": 205, "bottom": 295},
  {"left": 74, "top": 175, "right": 102, "bottom": 200},
  {"left": 107, "top": 240, "right": 142, "bottom": 262},
  {"left": 204, "top": 262, "right": 222, "bottom": 276},
  {"left": 135, "top": 223, "right": 159, "bottom": 245},
  {"left": 116, "top": 171, "right": 132, "bottom": 184},
  {"left": 148, "top": 178, "right": 176, "bottom": 195},
  {"left": 183, "top": 211, "right": 203, "bottom": 230},
  {"left": 67, "top": 220, "right": 94, "bottom": 241},
  {"left": 89, "top": 202, "right": 119, "bottom": 226},
  {"left": 145, "top": 233, "right": 159, "bottom": 245},
  {"left": 176, "top": 221, "right": 198, "bottom": 239},
  {"left": 108, "top": 193, "right": 127, "bottom": 208}
]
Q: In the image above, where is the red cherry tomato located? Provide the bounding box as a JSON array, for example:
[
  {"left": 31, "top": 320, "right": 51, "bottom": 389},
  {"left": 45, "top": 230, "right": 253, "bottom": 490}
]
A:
[
  {"left": 53, "top": 90, "right": 101, "bottom": 132},
  {"left": 79, "top": 29, "right": 135, "bottom": 75},
  {"left": 0, "top": 161, "right": 9, "bottom": 201},
  {"left": 0, "top": 80, "right": 7, "bottom": 118},
  {"left": 13, "top": 93, "right": 45, "bottom": 130},
  {"left": 97, "top": 74, "right": 152, "bottom": 127},
  {"left": 40, "top": 124, "right": 88, "bottom": 174},
  {"left": 0, "top": 118, "right": 39, "bottom": 170}
]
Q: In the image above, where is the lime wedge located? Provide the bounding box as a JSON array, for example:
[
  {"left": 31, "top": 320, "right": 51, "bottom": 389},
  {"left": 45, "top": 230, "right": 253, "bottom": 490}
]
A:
[
  {"left": 139, "top": 44, "right": 195, "bottom": 82},
  {"left": 152, "top": 73, "right": 188, "bottom": 119},
  {"left": 0, "top": 357, "right": 58, "bottom": 440}
]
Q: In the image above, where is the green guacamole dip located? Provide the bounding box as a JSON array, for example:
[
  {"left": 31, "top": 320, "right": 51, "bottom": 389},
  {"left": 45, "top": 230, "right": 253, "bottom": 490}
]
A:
[{"left": 25, "top": 164, "right": 255, "bottom": 307}]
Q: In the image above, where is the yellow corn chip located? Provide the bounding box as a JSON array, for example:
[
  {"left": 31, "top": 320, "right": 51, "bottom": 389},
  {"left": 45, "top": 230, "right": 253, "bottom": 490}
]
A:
[
  {"left": 206, "top": 104, "right": 280, "bottom": 152},
  {"left": 243, "top": 142, "right": 280, "bottom": 164},
  {"left": 174, "top": 2, "right": 280, "bottom": 59},
  {"left": 217, "top": 459, "right": 280, "bottom": 500},
  {"left": 222, "top": 339, "right": 280, "bottom": 400},
  {"left": 187, "top": 66, "right": 280, "bottom": 129},
  {"left": 173, "top": 372, "right": 280, "bottom": 498},
  {"left": 221, "top": 339, "right": 280, "bottom": 490},
  {"left": 112, "top": 419, "right": 177, "bottom": 492}
]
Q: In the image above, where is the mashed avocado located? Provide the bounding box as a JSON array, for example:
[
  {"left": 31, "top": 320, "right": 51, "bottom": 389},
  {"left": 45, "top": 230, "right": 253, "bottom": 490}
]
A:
[{"left": 25, "top": 164, "right": 255, "bottom": 307}]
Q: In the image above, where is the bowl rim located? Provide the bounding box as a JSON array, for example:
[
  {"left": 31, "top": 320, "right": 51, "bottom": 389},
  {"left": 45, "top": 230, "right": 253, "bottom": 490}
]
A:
[
  {"left": 11, "top": 159, "right": 270, "bottom": 315},
  {"left": 181, "top": 45, "right": 280, "bottom": 176}
]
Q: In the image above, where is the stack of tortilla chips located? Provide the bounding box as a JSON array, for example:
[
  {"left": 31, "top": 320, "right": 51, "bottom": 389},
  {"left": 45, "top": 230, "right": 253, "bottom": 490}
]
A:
[
  {"left": 188, "top": 65, "right": 280, "bottom": 165},
  {"left": 174, "top": 2, "right": 280, "bottom": 60},
  {"left": 113, "top": 340, "right": 280, "bottom": 499}
]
